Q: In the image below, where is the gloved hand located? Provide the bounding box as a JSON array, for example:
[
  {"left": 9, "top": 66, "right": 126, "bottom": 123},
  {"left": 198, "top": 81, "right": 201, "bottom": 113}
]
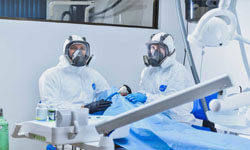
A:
[
  {"left": 125, "top": 92, "right": 147, "bottom": 103},
  {"left": 46, "top": 144, "right": 56, "bottom": 150},
  {"left": 84, "top": 99, "right": 112, "bottom": 114}
]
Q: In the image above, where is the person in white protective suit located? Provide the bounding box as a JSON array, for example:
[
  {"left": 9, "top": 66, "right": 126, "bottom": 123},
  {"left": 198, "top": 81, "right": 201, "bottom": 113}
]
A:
[
  {"left": 39, "top": 35, "right": 112, "bottom": 114},
  {"left": 125, "top": 32, "right": 195, "bottom": 123}
]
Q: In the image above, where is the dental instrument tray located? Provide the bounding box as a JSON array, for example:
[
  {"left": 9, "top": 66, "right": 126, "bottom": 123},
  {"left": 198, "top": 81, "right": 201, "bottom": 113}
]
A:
[{"left": 12, "top": 115, "right": 129, "bottom": 146}]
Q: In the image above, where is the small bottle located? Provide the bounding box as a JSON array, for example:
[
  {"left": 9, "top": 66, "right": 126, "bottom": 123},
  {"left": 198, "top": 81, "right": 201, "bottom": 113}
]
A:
[
  {"left": 48, "top": 104, "right": 56, "bottom": 121},
  {"left": 36, "top": 101, "right": 48, "bottom": 121},
  {"left": 0, "top": 108, "right": 9, "bottom": 150}
]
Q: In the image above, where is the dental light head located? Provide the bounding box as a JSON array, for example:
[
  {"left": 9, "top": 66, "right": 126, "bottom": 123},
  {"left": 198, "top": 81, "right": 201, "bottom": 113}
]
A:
[{"left": 188, "top": 0, "right": 250, "bottom": 48}]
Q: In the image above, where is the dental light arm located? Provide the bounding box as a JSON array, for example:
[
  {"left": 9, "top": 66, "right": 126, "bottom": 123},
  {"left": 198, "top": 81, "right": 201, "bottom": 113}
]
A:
[
  {"left": 95, "top": 75, "right": 232, "bottom": 134},
  {"left": 188, "top": 0, "right": 250, "bottom": 114},
  {"left": 235, "top": 35, "right": 250, "bottom": 45},
  {"left": 188, "top": 0, "right": 250, "bottom": 47},
  {"left": 188, "top": 8, "right": 237, "bottom": 47},
  {"left": 219, "top": 0, "right": 231, "bottom": 9}
]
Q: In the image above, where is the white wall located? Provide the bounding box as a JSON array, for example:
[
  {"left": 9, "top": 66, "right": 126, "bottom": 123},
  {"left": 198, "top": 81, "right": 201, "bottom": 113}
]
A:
[
  {"left": 188, "top": 0, "right": 250, "bottom": 90},
  {"left": 0, "top": 0, "right": 188, "bottom": 149}
]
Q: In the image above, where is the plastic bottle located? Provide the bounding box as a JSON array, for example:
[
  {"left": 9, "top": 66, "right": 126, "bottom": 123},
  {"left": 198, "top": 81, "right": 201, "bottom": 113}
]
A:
[
  {"left": 36, "top": 101, "right": 48, "bottom": 121},
  {"left": 48, "top": 104, "right": 56, "bottom": 121},
  {"left": 0, "top": 108, "right": 9, "bottom": 150}
]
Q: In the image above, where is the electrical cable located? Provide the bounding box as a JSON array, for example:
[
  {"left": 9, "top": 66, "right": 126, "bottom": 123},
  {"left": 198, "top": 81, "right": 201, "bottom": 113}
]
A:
[
  {"left": 183, "top": 21, "right": 189, "bottom": 65},
  {"left": 61, "top": 11, "right": 70, "bottom": 21},
  {"left": 200, "top": 48, "right": 205, "bottom": 81},
  {"left": 89, "top": 0, "right": 122, "bottom": 18}
]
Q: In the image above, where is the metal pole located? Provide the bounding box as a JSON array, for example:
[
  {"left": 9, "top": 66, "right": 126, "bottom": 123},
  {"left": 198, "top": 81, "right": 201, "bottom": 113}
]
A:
[{"left": 175, "top": 0, "right": 208, "bottom": 112}]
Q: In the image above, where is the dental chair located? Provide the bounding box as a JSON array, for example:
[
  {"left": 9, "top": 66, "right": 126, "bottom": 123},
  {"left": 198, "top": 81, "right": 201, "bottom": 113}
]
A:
[{"left": 191, "top": 92, "right": 219, "bottom": 132}]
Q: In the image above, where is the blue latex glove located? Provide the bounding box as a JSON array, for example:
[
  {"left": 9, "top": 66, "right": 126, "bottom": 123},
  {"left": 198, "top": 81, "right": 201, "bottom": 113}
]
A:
[
  {"left": 46, "top": 144, "right": 56, "bottom": 150},
  {"left": 125, "top": 92, "right": 147, "bottom": 103}
]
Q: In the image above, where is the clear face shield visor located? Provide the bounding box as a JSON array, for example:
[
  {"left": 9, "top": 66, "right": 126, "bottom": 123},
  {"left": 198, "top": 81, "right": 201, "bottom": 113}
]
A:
[
  {"left": 148, "top": 44, "right": 167, "bottom": 59},
  {"left": 69, "top": 43, "right": 90, "bottom": 58},
  {"left": 143, "top": 43, "right": 168, "bottom": 67},
  {"left": 65, "top": 41, "right": 92, "bottom": 67}
]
